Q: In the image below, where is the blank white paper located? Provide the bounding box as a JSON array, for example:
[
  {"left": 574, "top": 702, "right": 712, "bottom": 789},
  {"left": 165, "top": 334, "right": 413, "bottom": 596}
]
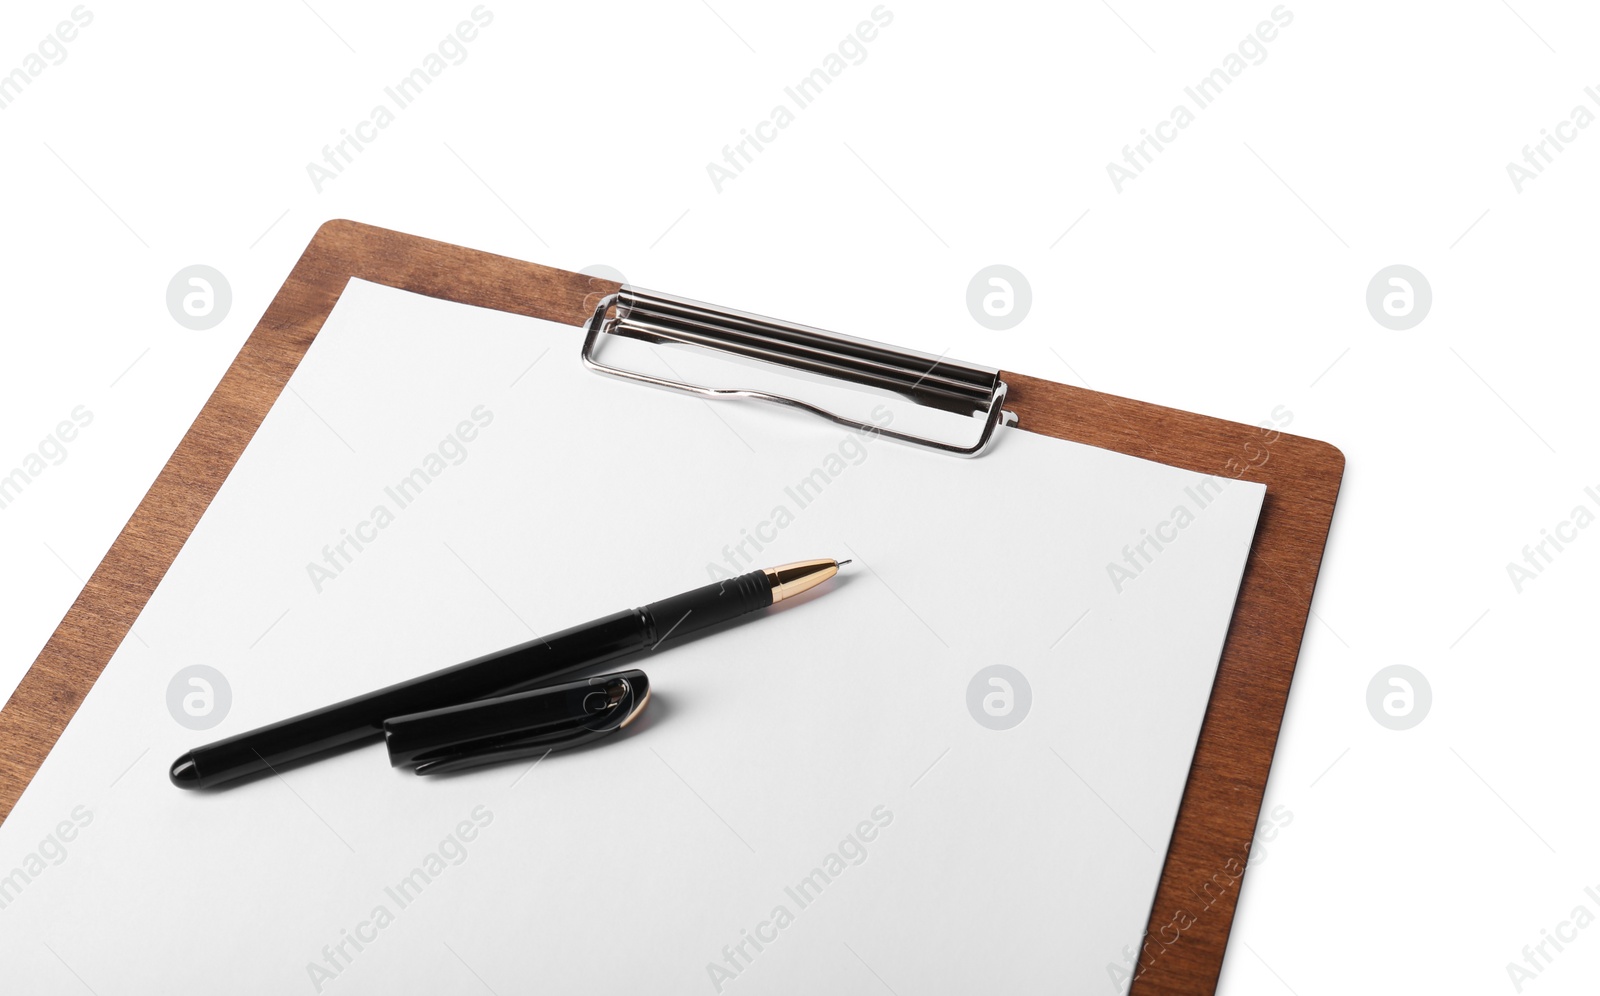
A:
[{"left": 0, "top": 280, "right": 1264, "bottom": 995}]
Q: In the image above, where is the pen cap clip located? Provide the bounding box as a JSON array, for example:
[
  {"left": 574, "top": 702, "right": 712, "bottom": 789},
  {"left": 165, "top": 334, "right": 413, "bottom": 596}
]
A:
[{"left": 382, "top": 670, "right": 649, "bottom": 770}]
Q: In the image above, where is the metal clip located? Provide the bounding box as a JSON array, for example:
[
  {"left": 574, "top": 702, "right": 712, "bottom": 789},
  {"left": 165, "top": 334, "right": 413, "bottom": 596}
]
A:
[{"left": 580, "top": 287, "right": 1016, "bottom": 456}]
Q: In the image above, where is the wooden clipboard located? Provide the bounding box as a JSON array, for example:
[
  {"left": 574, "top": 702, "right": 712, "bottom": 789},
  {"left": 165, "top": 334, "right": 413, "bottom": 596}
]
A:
[{"left": 0, "top": 220, "right": 1343, "bottom": 995}]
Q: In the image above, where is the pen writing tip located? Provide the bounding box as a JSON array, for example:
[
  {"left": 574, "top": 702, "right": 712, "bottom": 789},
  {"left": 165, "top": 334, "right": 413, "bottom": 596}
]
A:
[{"left": 837, "top": 559, "right": 853, "bottom": 567}]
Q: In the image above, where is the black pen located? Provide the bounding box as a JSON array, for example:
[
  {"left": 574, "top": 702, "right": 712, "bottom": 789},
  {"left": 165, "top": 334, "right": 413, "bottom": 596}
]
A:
[{"left": 169, "top": 559, "right": 847, "bottom": 789}]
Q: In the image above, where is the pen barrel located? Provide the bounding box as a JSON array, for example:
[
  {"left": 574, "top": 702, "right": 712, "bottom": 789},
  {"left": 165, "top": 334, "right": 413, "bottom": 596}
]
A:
[
  {"left": 184, "top": 609, "right": 651, "bottom": 787},
  {"left": 642, "top": 570, "right": 772, "bottom": 646}
]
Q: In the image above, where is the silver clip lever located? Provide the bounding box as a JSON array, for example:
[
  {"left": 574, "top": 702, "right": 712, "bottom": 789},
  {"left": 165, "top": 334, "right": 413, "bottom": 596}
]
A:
[{"left": 580, "top": 287, "right": 1017, "bottom": 456}]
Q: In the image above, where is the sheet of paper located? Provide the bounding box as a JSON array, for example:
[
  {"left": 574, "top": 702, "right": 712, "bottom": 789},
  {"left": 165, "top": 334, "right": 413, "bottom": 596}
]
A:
[{"left": 0, "top": 280, "right": 1264, "bottom": 995}]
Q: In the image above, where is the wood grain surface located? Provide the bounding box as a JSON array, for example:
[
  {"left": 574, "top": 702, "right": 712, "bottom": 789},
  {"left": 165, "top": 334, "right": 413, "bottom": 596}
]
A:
[{"left": 0, "top": 220, "right": 1342, "bottom": 995}]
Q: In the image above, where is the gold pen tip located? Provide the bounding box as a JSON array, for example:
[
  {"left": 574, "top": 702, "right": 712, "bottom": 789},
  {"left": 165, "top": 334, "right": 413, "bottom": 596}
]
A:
[{"left": 763, "top": 559, "right": 844, "bottom": 603}]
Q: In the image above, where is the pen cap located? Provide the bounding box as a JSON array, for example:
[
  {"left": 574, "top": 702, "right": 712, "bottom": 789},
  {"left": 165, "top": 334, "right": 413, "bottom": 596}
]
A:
[{"left": 383, "top": 670, "right": 648, "bottom": 768}]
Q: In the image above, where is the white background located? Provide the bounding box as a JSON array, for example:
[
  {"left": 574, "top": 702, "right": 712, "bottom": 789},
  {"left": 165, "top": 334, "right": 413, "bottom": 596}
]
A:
[{"left": 0, "top": 2, "right": 1595, "bottom": 994}]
